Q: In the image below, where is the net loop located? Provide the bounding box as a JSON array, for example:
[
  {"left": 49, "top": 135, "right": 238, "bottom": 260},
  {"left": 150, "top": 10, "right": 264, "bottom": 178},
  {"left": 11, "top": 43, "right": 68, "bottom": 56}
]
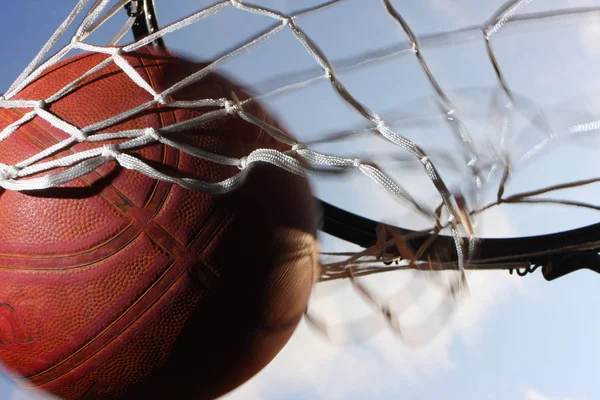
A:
[
  {"left": 36, "top": 107, "right": 88, "bottom": 142},
  {"left": 101, "top": 144, "right": 120, "bottom": 159}
]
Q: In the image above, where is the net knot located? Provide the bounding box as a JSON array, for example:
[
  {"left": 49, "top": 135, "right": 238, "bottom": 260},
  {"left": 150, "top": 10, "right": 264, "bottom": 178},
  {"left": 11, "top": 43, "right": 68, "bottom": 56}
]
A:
[
  {"left": 483, "top": 25, "right": 494, "bottom": 40},
  {"left": 36, "top": 100, "right": 47, "bottom": 110},
  {"left": 375, "top": 118, "right": 386, "bottom": 130},
  {"left": 72, "top": 130, "right": 88, "bottom": 142},
  {"left": 224, "top": 100, "right": 239, "bottom": 115},
  {"left": 154, "top": 94, "right": 167, "bottom": 105},
  {"left": 0, "top": 164, "right": 19, "bottom": 181},
  {"left": 352, "top": 158, "right": 361, "bottom": 167},
  {"left": 292, "top": 143, "right": 304, "bottom": 152},
  {"left": 144, "top": 128, "right": 161, "bottom": 141},
  {"left": 101, "top": 144, "right": 120, "bottom": 159},
  {"left": 237, "top": 156, "right": 248, "bottom": 170}
]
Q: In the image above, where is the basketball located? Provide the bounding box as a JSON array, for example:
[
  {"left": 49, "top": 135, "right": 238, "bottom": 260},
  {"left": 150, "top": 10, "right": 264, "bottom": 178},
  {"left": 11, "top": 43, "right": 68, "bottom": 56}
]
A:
[{"left": 0, "top": 46, "right": 320, "bottom": 399}]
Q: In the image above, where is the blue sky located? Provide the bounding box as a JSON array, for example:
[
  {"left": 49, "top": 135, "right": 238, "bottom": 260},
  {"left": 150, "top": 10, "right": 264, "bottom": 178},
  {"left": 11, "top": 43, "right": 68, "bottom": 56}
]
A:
[{"left": 1, "top": 1, "right": 600, "bottom": 399}]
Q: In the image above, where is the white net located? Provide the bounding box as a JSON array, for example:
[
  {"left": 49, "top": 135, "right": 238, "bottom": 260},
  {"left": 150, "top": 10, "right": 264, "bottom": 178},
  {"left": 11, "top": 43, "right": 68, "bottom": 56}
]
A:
[{"left": 1, "top": 0, "right": 600, "bottom": 344}]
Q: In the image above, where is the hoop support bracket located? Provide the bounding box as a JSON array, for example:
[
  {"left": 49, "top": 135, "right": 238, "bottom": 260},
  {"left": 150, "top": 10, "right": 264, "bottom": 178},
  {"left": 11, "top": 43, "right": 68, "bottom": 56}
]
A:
[
  {"left": 125, "top": 0, "right": 165, "bottom": 49},
  {"left": 542, "top": 251, "right": 600, "bottom": 281}
]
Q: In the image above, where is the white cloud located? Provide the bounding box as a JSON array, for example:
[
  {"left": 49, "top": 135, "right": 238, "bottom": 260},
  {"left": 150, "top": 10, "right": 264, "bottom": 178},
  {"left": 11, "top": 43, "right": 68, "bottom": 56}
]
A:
[
  {"left": 224, "top": 271, "right": 521, "bottom": 400},
  {"left": 426, "top": 0, "right": 475, "bottom": 28},
  {"left": 575, "top": 5, "right": 600, "bottom": 56},
  {"left": 224, "top": 206, "right": 523, "bottom": 400},
  {"left": 522, "top": 388, "right": 587, "bottom": 400}
]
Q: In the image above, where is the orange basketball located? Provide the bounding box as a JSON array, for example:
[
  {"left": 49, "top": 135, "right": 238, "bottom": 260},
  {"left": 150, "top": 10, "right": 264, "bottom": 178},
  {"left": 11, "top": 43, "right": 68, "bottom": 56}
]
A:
[{"left": 0, "top": 46, "right": 320, "bottom": 399}]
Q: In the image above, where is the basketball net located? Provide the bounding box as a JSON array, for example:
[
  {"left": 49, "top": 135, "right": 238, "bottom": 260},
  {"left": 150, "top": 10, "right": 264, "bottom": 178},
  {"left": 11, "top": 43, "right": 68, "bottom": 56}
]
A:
[{"left": 1, "top": 0, "right": 599, "bottom": 346}]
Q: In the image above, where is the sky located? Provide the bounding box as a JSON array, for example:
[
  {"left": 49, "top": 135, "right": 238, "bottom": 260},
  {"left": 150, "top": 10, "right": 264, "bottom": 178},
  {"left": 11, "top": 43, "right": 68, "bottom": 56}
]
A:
[{"left": 1, "top": 1, "right": 600, "bottom": 399}]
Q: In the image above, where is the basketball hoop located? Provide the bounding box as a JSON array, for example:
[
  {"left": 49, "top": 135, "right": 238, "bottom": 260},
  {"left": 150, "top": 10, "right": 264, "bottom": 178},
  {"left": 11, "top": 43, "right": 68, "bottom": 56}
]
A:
[{"left": 1, "top": 2, "right": 600, "bottom": 396}]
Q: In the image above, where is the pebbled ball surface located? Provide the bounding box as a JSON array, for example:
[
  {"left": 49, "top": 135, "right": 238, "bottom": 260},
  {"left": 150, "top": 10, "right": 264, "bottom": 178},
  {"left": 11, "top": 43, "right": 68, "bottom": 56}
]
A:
[{"left": 0, "top": 46, "right": 320, "bottom": 399}]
